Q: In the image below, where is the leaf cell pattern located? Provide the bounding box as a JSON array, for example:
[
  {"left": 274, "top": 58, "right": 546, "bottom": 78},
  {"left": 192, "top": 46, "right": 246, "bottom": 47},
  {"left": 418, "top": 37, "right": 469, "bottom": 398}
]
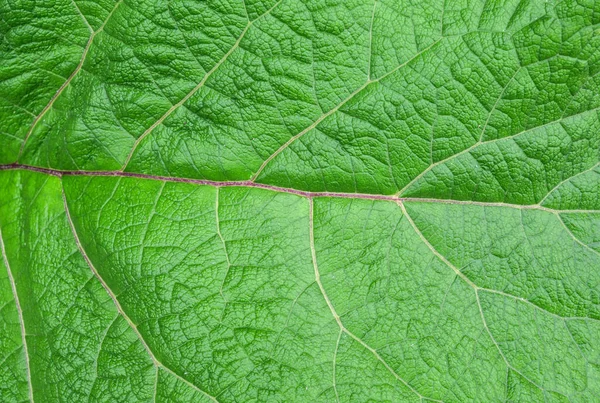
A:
[{"left": 1, "top": 0, "right": 600, "bottom": 401}]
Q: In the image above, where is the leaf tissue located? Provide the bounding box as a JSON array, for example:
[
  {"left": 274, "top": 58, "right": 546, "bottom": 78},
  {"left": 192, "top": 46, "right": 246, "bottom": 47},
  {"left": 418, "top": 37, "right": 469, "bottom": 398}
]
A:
[{"left": 1, "top": 0, "right": 599, "bottom": 401}]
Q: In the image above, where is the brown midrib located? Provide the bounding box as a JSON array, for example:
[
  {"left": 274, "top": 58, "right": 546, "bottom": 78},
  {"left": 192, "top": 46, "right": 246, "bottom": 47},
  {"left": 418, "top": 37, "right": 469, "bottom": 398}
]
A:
[{"left": 0, "top": 162, "right": 597, "bottom": 214}]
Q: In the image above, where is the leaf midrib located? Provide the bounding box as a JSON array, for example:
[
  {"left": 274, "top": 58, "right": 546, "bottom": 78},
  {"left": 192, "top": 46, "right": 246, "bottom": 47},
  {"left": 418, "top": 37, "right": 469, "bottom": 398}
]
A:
[
  {"left": 1, "top": 163, "right": 599, "bottom": 215},
  {"left": 2, "top": 164, "right": 596, "bottom": 403}
]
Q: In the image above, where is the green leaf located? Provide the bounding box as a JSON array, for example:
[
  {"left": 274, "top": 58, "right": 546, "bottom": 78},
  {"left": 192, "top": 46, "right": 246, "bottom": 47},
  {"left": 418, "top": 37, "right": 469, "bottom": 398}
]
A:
[{"left": 1, "top": 0, "right": 599, "bottom": 401}]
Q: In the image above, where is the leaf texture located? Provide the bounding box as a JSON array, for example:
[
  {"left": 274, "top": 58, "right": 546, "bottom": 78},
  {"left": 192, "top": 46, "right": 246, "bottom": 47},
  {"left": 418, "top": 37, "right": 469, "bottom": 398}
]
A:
[{"left": 0, "top": 0, "right": 599, "bottom": 401}]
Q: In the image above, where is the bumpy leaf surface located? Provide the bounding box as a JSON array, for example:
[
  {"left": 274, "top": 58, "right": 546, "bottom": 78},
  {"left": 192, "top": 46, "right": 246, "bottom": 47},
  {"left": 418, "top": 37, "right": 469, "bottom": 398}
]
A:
[{"left": 1, "top": 0, "right": 600, "bottom": 401}]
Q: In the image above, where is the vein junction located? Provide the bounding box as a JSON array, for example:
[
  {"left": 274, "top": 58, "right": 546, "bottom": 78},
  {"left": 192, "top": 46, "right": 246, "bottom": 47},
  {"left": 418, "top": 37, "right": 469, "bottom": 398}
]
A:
[
  {"left": 1, "top": 163, "right": 596, "bottom": 214},
  {"left": 0, "top": 161, "right": 596, "bottom": 402}
]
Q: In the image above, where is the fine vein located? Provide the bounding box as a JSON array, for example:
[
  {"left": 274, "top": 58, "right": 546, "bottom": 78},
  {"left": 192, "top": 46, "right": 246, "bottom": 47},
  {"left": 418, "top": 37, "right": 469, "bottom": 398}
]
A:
[
  {"left": 215, "top": 187, "right": 232, "bottom": 303},
  {"left": 121, "top": 0, "right": 283, "bottom": 170},
  {"left": 366, "top": 0, "right": 377, "bottom": 80},
  {"left": 251, "top": 39, "right": 443, "bottom": 181},
  {"left": 539, "top": 161, "right": 600, "bottom": 206},
  {"left": 152, "top": 367, "right": 159, "bottom": 403},
  {"left": 474, "top": 290, "right": 545, "bottom": 392},
  {"left": 0, "top": 227, "right": 34, "bottom": 403},
  {"left": 332, "top": 329, "right": 342, "bottom": 403},
  {"left": 17, "top": 0, "right": 124, "bottom": 161},
  {"left": 479, "top": 288, "right": 600, "bottom": 324},
  {"left": 398, "top": 201, "right": 476, "bottom": 288},
  {"left": 399, "top": 201, "right": 549, "bottom": 393},
  {"left": 309, "top": 199, "right": 431, "bottom": 401},
  {"left": 60, "top": 184, "right": 219, "bottom": 403},
  {"left": 397, "top": 106, "right": 600, "bottom": 197},
  {"left": 556, "top": 213, "right": 600, "bottom": 258}
]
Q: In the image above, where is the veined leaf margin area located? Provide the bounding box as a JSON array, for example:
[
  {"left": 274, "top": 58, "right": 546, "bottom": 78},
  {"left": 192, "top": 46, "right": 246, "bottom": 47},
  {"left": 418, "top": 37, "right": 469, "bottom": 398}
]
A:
[{"left": 0, "top": 163, "right": 597, "bottom": 402}]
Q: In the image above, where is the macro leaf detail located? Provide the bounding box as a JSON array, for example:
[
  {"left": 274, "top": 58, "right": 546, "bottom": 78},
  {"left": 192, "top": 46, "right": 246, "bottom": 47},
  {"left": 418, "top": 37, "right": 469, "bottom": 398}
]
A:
[{"left": 1, "top": 0, "right": 599, "bottom": 401}]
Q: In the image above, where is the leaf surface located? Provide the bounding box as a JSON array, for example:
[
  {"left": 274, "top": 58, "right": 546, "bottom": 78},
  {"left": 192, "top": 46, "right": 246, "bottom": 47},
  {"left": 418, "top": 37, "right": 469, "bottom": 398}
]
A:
[{"left": 1, "top": 0, "right": 599, "bottom": 401}]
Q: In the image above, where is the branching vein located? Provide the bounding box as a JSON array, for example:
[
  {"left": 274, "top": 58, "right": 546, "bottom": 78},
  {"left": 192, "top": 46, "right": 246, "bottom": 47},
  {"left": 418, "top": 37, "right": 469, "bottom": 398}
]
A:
[
  {"left": 60, "top": 183, "right": 219, "bottom": 403},
  {"left": 17, "top": 0, "right": 125, "bottom": 161},
  {"left": 397, "top": 106, "right": 600, "bottom": 197},
  {"left": 251, "top": 39, "right": 443, "bottom": 181},
  {"left": 398, "top": 200, "right": 580, "bottom": 395},
  {"left": 121, "top": 0, "right": 284, "bottom": 170},
  {"left": 309, "top": 198, "right": 435, "bottom": 402},
  {"left": 3, "top": 162, "right": 600, "bottom": 216},
  {"left": 0, "top": 227, "right": 34, "bottom": 403}
]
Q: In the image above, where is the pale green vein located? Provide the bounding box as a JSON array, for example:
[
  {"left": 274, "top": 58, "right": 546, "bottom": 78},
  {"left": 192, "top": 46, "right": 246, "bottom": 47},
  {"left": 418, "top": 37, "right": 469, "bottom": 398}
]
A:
[
  {"left": 152, "top": 366, "right": 159, "bottom": 403},
  {"left": 241, "top": 0, "right": 249, "bottom": 20},
  {"left": 70, "top": 0, "right": 93, "bottom": 32},
  {"left": 60, "top": 183, "right": 219, "bottom": 403},
  {"left": 89, "top": 315, "right": 117, "bottom": 402},
  {"left": 17, "top": 0, "right": 125, "bottom": 161},
  {"left": 215, "top": 187, "right": 232, "bottom": 317},
  {"left": 539, "top": 161, "right": 600, "bottom": 206},
  {"left": 477, "top": 67, "right": 522, "bottom": 143},
  {"left": 398, "top": 106, "right": 600, "bottom": 197},
  {"left": 332, "top": 328, "right": 342, "bottom": 403},
  {"left": 138, "top": 181, "right": 166, "bottom": 265},
  {"left": 556, "top": 212, "right": 600, "bottom": 258},
  {"left": 399, "top": 200, "right": 546, "bottom": 394},
  {"left": 397, "top": 201, "right": 476, "bottom": 287},
  {"left": 564, "top": 322, "right": 590, "bottom": 370},
  {"left": 121, "top": 0, "right": 284, "bottom": 170},
  {"left": 479, "top": 288, "right": 600, "bottom": 324},
  {"left": 474, "top": 289, "right": 546, "bottom": 393},
  {"left": 401, "top": 198, "right": 562, "bottom": 213},
  {"left": 0, "top": 227, "right": 33, "bottom": 403},
  {"left": 308, "top": 198, "right": 436, "bottom": 402},
  {"left": 366, "top": 0, "right": 377, "bottom": 80},
  {"left": 251, "top": 38, "right": 443, "bottom": 181}
]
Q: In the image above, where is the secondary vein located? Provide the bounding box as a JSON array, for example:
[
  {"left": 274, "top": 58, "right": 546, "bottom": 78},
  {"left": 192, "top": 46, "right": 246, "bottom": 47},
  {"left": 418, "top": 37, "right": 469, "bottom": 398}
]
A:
[
  {"left": 120, "top": 0, "right": 284, "bottom": 170},
  {"left": 0, "top": 227, "right": 34, "bottom": 403},
  {"left": 60, "top": 182, "right": 220, "bottom": 403},
  {"left": 309, "top": 198, "right": 433, "bottom": 401},
  {"left": 17, "top": 0, "right": 125, "bottom": 161},
  {"left": 251, "top": 39, "right": 443, "bottom": 181},
  {"left": 399, "top": 200, "right": 546, "bottom": 393}
]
